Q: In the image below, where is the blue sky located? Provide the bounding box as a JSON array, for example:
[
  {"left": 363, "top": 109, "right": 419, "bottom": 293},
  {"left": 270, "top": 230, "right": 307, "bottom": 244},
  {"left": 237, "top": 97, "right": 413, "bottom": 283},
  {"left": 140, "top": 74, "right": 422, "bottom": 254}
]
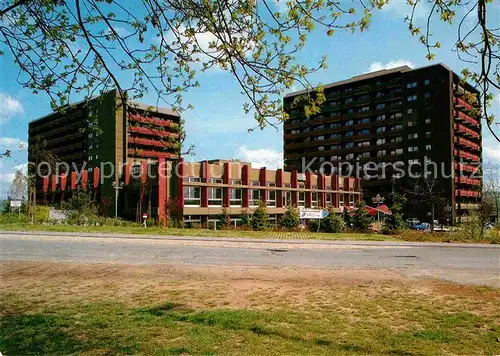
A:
[{"left": 1, "top": 1, "right": 499, "bottom": 197}]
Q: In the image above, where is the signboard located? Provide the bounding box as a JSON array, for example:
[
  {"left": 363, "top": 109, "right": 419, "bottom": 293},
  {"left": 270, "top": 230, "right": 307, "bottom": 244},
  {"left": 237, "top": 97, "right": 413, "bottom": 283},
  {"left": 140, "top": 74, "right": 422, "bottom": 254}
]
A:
[
  {"left": 10, "top": 200, "right": 22, "bottom": 208},
  {"left": 299, "top": 208, "right": 328, "bottom": 219}
]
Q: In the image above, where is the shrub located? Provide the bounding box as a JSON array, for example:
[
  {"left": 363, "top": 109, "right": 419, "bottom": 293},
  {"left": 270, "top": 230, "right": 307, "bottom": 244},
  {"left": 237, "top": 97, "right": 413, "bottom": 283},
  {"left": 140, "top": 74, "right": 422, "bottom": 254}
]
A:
[
  {"left": 218, "top": 208, "right": 231, "bottom": 229},
  {"left": 352, "top": 201, "right": 372, "bottom": 231},
  {"left": 280, "top": 205, "right": 300, "bottom": 230},
  {"left": 241, "top": 209, "right": 252, "bottom": 227},
  {"left": 307, "top": 219, "right": 321, "bottom": 232},
  {"left": 322, "top": 209, "right": 344, "bottom": 233},
  {"left": 251, "top": 202, "right": 269, "bottom": 231}
]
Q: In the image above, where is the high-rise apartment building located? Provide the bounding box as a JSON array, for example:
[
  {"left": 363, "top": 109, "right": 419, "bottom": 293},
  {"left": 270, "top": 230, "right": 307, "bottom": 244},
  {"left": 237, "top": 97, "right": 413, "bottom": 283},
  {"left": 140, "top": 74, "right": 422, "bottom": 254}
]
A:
[
  {"left": 28, "top": 90, "right": 181, "bottom": 217},
  {"left": 283, "top": 64, "right": 482, "bottom": 222}
]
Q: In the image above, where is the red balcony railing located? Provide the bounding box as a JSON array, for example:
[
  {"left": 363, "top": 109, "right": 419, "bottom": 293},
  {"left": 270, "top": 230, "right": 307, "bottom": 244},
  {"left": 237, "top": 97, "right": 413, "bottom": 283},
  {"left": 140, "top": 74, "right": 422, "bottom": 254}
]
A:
[
  {"left": 128, "top": 137, "right": 176, "bottom": 149},
  {"left": 454, "top": 136, "right": 480, "bottom": 151},
  {"left": 454, "top": 110, "right": 479, "bottom": 127},
  {"left": 454, "top": 149, "right": 480, "bottom": 162},
  {"left": 455, "top": 177, "right": 481, "bottom": 186},
  {"left": 128, "top": 114, "right": 176, "bottom": 127},
  {"left": 454, "top": 123, "right": 480, "bottom": 139},
  {"left": 128, "top": 126, "right": 179, "bottom": 138},
  {"left": 127, "top": 148, "right": 178, "bottom": 159},
  {"left": 454, "top": 163, "right": 479, "bottom": 173},
  {"left": 455, "top": 189, "right": 480, "bottom": 198},
  {"left": 453, "top": 96, "right": 473, "bottom": 111}
]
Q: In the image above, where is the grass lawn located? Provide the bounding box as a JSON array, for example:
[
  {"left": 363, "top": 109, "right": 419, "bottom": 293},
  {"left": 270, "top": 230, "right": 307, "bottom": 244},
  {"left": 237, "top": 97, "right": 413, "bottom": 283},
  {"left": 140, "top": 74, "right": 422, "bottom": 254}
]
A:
[
  {"left": 0, "top": 222, "right": 395, "bottom": 241},
  {"left": 1, "top": 262, "right": 499, "bottom": 355}
]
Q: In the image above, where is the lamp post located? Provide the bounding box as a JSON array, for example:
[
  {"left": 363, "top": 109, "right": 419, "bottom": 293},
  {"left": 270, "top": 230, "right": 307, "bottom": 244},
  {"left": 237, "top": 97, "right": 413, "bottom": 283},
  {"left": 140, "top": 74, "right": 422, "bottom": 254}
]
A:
[
  {"left": 112, "top": 181, "right": 124, "bottom": 220},
  {"left": 372, "top": 194, "right": 385, "bottom": 223}
]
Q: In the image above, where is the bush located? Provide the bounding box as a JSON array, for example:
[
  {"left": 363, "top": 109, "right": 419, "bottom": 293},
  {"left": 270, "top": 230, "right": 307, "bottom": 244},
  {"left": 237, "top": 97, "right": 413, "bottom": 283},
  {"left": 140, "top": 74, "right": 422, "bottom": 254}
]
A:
[
  {"left": 322, "top": 209, "right": 344, "bottom": 233},
  {"left": 280, "top": 205, "right": 300, "bottom": 230},
  {"left": 352, "top": 201, "right": 372, "bottom": 231},
  {"left": 251, "top": 202, "right": 269, "bottom": 231},
  {"left": 218, "top": 208, "right": 231, "bottom": 229},
  {"left": 0, "top": 212, "right": 29, "bottom": 224},
  {"left": 241, "top": 210, "right": 252, "bottom": 227},
  {"left": 307, "top": 219, "right": 321, "bottom": 232}
]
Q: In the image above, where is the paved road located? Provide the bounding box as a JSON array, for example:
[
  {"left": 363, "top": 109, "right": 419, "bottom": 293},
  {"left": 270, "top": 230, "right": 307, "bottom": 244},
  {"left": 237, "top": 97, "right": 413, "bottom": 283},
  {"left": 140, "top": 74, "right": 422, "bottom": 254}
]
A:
[{"left": 1, "top": 231, "right": 499, "bottom": 287}]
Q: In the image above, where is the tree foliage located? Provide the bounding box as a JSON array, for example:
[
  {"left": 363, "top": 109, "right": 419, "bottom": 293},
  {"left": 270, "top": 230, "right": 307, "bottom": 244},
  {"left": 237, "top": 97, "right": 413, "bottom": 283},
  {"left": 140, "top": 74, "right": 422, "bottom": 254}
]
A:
[
  {"left": 322, "top": 207, "right": 344, "bottom": 233},
  {"left": 1, "top": 0, "right": 496, "bottom": 136},
  {"left": 279, "top": 204, "right": 299, "bottom": 229},
  {"left": 251, "top": 201, "right": 269, "bottom": 231},
  {"left": 352, "top": 201, "right": 372, "bottom": 231}
]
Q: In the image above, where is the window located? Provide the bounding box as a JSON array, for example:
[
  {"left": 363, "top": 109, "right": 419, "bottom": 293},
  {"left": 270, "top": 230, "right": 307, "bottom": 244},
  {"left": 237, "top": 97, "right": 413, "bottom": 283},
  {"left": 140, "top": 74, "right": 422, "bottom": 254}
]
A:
[
  {"left": 95, "top": 155, "right": 99, "bottom": 160},
  {"left": 408, "top": 159, "right": 419, "bottom": 165},
  {"left": 231, "top": 179, "right": 242, "bottom": 185},
  {"left": 358, "top": 141, "right": 370, "bottom": 147},
  {"left": 361, "top": 106, "right": 370, "bottom": 112},
  {"left": 311, "top": 192, "right": 319, "bottom": 207},
  {"left": 377, "top": 150, "right": 386, "bottom": 157},
  {"left": 346, "top": 153, "right": 354, "bottom": 160},
  {"left": 89, "top": 144, "right": 93, "bottom": 149},
  {"left": 407, "top": 108, "right": 413, "bottom": 114},
  {"left": 426, "top": 144, "right": 432, "bottom": 151},
  {"left": 408, "top": 146, "right": 419, "bottom": 152},
  {"left": 318, "top": 146, "right": 325, "bottom": 152},
  {"left": 184, "top": 186, "right": 201, "bottom": 206},
  {"left": 407, "top": 82, "right": 417, "bottom": 88},
  {"left": 376, "top": 103, "right": 386, "bottom": 109},
  {"left": 249, "top": 189, "right": 260, "bottom": 206},
  {"left": 345, "top": 131, "right": 354, "bottom": 138},
  {"left": 325, "top": 193, "right": 332, "bottom": 206},
  {"left": 298, "top": 192, "right": 305, "bottom": 206},
  {"left": 344, "top": 142, "right": 354, "bottom": 148},
  {"left": 425, "top": 131, "right": 431, "bottom": 138},
  {"left": 377, "top": 138, "right": 386, "bottom": 145},
  {"left": 360, "top": 152, "right": 370, "bottom": 158},
  {"left": 88, "top": 156, "right": 92, "bottom": 161},
  {"left": 250, "top": 180, "right": 260, "bottom": 186},
  {"left": 407, "top": 95, "right": 418, "bottom": 102},
  {"left": 339, "top": 194, "right": 345, "bottom": 208},
  {"left": 345, "top": 97, "right": 353, "bottom": 104},
  {"left": 230, "top": 189, "right": 242, "bottom": 206},
  {"left": 207, "top": 178, "right": 222, "bottom": 184},
  {"left": 331, "top": 155, "right": 341, "bottom": 161},
  {"left": 376, "top": 126, "right": 386, "bottom": 133},
  {"left": 424, "top": 79, "right": 430, "bottom": 85},
  {"left": 346, "top": 120, "right": 354, "bottom": 126},
  {"left": 358, "top": 118, "right": 370, "bottom": 124},
  {"left": 183, "top": 176, "right": 201, "bottom": 182},
  {"left": 283, "top": 191, "right": 293, "bottom": 206},
  {"left": 425, "top": 117, "right": 431, "bottom": 124},
  {"left": 408, "top": 133, "right": 418, "bottom": 139},
  {"left": 376, "top": 114, "right": 386, "bottom": 122},
  {"left": 424, "top": 92, "right": 431, "bottom": 99},
  {"left": 391, "top": 124, "right": 403, "bottom": 131},
  {"left": 208, "top": 187, "right": 222, "bottom": 206},
  {"left": 349, "top": 194, "right": 355, "bottom": 207},
  {"left": 314, "top": 135, "right": 324, "bottom": 141},
  {"left": 319, "top": 157, "right": 325, "bottom": 163},
  {"left": 267, "top": 190, "right": 276, "bottom": 207},
  {"left": 408, "top": 120, "right": 417, "bottom": 127}
]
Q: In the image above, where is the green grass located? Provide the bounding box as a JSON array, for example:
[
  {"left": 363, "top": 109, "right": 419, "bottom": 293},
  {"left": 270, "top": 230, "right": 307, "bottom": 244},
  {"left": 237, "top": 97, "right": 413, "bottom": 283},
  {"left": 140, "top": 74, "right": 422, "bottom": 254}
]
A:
[
  {"left": 2, "top": 297, "right": 499, "bottom": 355},
  {"left": 0, "top": 222, "right": 394, "bottom": 241}
]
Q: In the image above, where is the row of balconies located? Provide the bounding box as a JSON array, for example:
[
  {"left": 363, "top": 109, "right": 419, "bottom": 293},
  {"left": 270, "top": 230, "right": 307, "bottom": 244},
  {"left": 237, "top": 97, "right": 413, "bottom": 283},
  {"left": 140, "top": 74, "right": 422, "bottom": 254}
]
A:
[
  {"left": 454, "top": 136, "right": 480, "bottom": 151},
  {"left": 128, "top": 136, "right": 177, "bottom": 149},
  {"left": 454, "top": 123, "right": 480, "bottom": 139},
  {"left": 455, "top": 189, "right": 480, "bottom": 198},
  {"left": 454, "top": 149, "right": 480, "bottom": 162},
  {"left": 127, "top": 113, "right": 177, "bottom": 128},
  {"left": 455, "top": 177, "right": 481, "bottom": 186},
  {"left": 127, "top": 148, "right": 178, "bottom": 159},
  {"left": 454, "top": 162, "right": 479, "bottom": 173},
  {"left": 454, "top": 110, "right": 479, "bottom": 128},
  {"left": 453, "top": 96, "right": 474, "bottom": 111},
  {"left": 128, "top": 126, "right": 180, "bottom": 138}
]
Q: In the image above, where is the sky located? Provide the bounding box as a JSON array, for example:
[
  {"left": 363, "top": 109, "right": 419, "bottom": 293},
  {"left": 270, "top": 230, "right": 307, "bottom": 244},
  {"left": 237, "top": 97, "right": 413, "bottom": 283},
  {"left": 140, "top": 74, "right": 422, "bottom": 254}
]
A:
[{"left": 1, "top": 0, "right": 499, "bottom": 198}]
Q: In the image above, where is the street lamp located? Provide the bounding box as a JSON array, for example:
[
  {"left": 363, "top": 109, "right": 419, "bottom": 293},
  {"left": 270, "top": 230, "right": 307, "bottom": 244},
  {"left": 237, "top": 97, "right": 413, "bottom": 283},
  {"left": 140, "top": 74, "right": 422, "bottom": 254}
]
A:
[
  {"left": 372, "top": 194, "right": 385, "bottom": 223},
  {"left": 112, "top": 181, "right": 124, "bottom": 220}
]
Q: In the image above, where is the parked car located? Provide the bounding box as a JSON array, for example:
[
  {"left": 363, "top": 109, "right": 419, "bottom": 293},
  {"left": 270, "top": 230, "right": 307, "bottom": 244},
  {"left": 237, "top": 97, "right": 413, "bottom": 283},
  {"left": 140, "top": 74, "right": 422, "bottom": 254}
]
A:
[
  {"left": 406, "top": 218, "right": 420, "bottom": 227},
  {"left": 413, "top": 222, "right": 431, "bottom": 231}
]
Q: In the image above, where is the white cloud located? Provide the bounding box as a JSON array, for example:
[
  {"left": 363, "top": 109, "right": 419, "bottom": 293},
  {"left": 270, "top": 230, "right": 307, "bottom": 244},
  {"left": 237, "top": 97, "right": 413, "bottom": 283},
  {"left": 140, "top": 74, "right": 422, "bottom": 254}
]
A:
[
  {"left": 238, "top": 146, "right": 283, "bottom": 169},
  {"left": 368, "top": 60, "right": 415, "bottom": 73},
  {"left": 381, "top": 0, "right": 429, "bottom": 19},
  {"left": 0, "top": 93, "right": 23, "bottom": 124},
  {"left": 483, "top": 142, "right": 500, "bottom": 162},
  {"left": 0, "top": 137, "right": 27, "bottom": 150}
]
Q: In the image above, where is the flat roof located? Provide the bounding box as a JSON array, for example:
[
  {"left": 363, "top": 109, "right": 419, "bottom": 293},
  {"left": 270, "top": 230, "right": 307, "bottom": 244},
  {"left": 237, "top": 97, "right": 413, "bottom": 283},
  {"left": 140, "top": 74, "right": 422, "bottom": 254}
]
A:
[
  {"left": 30, "top": 90, "right": 179, "bottom": 124},
  {"left": 284, "top": 63, "right": 455, "bottom": 98}
]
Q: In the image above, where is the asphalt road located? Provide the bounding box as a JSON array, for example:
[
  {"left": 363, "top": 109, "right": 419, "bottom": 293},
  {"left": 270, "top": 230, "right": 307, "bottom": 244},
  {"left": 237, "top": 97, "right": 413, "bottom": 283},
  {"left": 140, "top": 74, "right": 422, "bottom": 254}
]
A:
[{"left": 1, "top": 231, "right": 499, "bottom": 287}]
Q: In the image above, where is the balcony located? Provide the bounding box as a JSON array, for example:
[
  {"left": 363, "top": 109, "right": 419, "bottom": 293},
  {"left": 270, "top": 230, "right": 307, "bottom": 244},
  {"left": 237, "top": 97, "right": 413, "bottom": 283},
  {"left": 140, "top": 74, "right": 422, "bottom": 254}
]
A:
[
  {"left": 128, "top": 126, "right": 179, "bottom": 138},
  {"left": 454, "top": 136, "right": 480, "bottom": 151},
  {"left": 454, "top": 149, "right": 480, "bottom": 162},
  {"left": 352, "top": 84, "right": 371, "bottom": 95},
  {"left": 127, "top": 148, "right": 178, "bottom": 159},
  {"left": 454, "top": 110, "right": 479, "bottom": 128},
  {"left": 454, "top": 163, "right": 479, "bottom": 173},
  {"left": 454, "top": 123, "right": 480, "bottom": 139},
  {"left": 453, "top": 84, "right": 466, "bottom": 96},
  {"left": 455, "top": 189, "right": 480, "bottom": 198},
  {"left": 455, "top": 177, "right": 481, "bottom": 186},
  {"left": 128, "top": 137, "right": 176, "bottom": 149},
  {"left": 453, "top": 96, "right": 473, "bottom": 111},
  {"left": 128, "top": 113, "right": 177, "bottom": 127}
]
